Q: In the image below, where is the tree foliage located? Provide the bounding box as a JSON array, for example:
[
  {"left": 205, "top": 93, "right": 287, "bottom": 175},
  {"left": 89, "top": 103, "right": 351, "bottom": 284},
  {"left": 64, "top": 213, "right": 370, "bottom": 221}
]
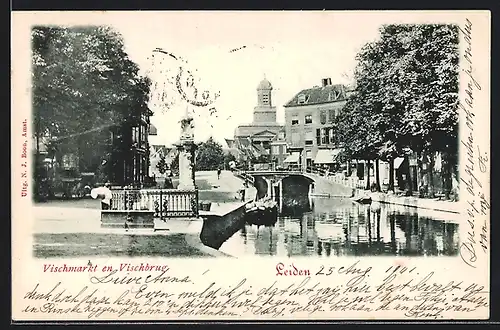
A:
[
  {"left": 195, "top": 137, "right": 224, "bottom": 171},
  {"left": 156, "top": 154, "right": 168, "bottom": 174},
  {"left": 334, "top": 24, "right": 459, "bottom": 160},
  {"left": 170, "top": 153, "right": 179, "bottom": 175},
  {"left": 224, "top": 153, "right": 237, "bottom": 169},
  {"left": 32, "top": 25, "right": 151, "bottom": 181}
]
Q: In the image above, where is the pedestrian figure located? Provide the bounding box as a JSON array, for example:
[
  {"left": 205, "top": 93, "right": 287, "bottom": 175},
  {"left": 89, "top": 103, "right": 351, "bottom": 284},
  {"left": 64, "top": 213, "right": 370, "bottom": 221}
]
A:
[
  {"left": 163, "top": 171, "right": 174, "bottom": 189},
  {"left": 91, "top": 182, "right": 112, "bottom": 210},
  {"left": 239, "top": 182, "right": 247, "bottom": 202},
  {"left": 217, "top": 167, "right": 222, "bottom": 180}
]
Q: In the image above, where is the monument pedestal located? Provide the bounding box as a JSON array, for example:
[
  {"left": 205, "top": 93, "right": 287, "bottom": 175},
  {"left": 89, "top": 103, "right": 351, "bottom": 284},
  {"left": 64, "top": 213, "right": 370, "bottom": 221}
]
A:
[{"left": 176, "top": 141, "right": 196, "bottom": 190}]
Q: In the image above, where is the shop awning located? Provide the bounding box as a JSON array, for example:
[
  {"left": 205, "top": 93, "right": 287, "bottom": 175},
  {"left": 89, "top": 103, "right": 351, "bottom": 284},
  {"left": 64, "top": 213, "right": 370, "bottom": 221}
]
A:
[
  {"left": 394, "top": 157, "right": 405, "bottom": 169},
  {"left": 314, "top": 148, "right": 343, "bottom": 164},
  {"left": 284, "top": 152, "right": 300, "bottom": 163}
]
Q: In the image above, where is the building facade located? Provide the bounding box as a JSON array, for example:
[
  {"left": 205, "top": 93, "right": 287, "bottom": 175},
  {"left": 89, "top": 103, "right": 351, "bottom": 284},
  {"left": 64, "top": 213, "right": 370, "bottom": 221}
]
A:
[
  {"left": 270, "top": 127, "right": 288, "bottom": 169},
  {"left": 108, "top": 106, "right": 153, "bottom": 187},
  {"left": 234, "top": 78, "right": 283, "bottom": 168},
  {"left": 32, "top": 106, "right": 153, "bottom": 198},
  {"left": 283, "top": 78, "right": 351, "bottom": 171},
  {"left": 147, "top": 123, "right": 179, "bottom": 178}
]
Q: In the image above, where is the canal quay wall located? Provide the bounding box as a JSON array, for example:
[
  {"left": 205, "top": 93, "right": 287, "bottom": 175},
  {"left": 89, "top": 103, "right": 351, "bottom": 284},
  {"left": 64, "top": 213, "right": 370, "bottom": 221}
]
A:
[
  {"left": 306, "top": 173, "right": 460, "bottom": 215},
  {"left": 368, "top": 192, "right": 460, "bottom": 214},
  {"left": 199, "top": 201, "right": 249, "bottom": 250},
  {"left": 307, "top": 174, "right": 355, "bottom": 198}
]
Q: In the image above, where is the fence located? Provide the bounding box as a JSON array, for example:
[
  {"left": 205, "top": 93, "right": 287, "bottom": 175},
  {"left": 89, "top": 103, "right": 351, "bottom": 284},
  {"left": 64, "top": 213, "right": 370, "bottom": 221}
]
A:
[
  {"left": 236, "top": 165, "right": 366, "bottom": 190},
  {"left": 233, "top": 169, "right": 255, "bottom": 185},
  {"left": 305, "top": 166, "right": 366, "bottom": 189},
  {"left": 109, "top": 188, "right": 198, "bottom": 219}
]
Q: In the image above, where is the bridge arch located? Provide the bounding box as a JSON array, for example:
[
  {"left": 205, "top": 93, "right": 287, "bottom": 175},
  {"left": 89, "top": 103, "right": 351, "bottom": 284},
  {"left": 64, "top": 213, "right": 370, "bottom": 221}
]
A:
[
  {"left": 246, "top": 172, "right": 315, "bottom": 202},
  {"left": 236, "top": 170, "right": 354, "bottom": 200}
]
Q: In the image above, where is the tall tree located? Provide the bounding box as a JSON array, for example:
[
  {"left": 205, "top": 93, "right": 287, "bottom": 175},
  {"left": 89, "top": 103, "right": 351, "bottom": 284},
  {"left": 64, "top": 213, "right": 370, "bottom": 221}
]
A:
[
  {"left": 195, "top": 137, "right": 224, "bottom": 171},
  {"left": 334, "top": 24, "right": 459, "bottom": 196},
  {"left": 32, "top": 26, "right": 151, "bottom": 195}
]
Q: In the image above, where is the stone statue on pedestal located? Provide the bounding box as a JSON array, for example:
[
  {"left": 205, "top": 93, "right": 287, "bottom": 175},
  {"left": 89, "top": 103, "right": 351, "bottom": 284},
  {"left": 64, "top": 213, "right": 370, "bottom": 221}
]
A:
[{"left": 176, "top": 107, "right": 196, "bottom": 190}]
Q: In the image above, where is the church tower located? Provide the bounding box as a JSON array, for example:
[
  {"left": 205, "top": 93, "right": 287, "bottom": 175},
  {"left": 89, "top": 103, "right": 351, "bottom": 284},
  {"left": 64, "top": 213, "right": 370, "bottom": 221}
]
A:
[{"left": 253, "top": 76, "right": 277, "bottom": 123}]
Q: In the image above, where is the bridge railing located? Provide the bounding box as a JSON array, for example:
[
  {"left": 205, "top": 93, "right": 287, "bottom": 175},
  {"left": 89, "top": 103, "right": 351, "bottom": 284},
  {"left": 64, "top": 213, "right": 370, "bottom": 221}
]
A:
[
  {"left": 306, "top": 166, "right": 367, "bottom": 190},
  {"left": 109, "top": 188, "right": 198, "bottom": 219},
  {"left": 233, "top": 169, "right": 255, "bottom": 185},
  {"left": 237, "top": 166, "right": 367, "bottom": 190}
]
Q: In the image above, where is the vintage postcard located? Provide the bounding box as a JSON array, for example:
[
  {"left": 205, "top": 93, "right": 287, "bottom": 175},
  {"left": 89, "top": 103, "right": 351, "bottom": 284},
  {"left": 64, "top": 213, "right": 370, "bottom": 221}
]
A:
[{"left": 11, "top": 10, "right": 491, "bottom": 321}]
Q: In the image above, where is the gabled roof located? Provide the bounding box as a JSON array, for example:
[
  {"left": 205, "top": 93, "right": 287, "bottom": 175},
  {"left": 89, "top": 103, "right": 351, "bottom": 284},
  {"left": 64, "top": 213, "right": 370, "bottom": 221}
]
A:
[
  {"left": 284, "top": 84, "right": 348, "bottom": 107},
  {"left": 253, "top": 143, "right": 269, "bottom": 155},
  {"left": 234, "top": 124, "right": 282, "bottom": 138},
  {"left": 150, "top": 145, "right": 171, "bottom": 157},
  {"left": 252, "top": 130, "right": 278, "bottom": 137},
  {"left": 271, "top": 127, "right": 286, "bottom": 142},
  {"left": 149, "top": 124, "right": 158, "bottom": 135},
  {"left": 225, "top": 138, "right": 238, "bottom": 149}
]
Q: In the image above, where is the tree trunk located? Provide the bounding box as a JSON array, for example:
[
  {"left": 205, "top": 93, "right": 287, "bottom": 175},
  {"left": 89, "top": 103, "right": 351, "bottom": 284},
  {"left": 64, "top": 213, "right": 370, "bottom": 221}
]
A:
[
  {"left": 442, "top": 152, "right": 452, "bottom": 200},
  {"left": 375, "top": 159, "right": 381, "bottom": 192},
  {"left": 428, "top": 152, "right": 435, "bottom": 198},
  {"left": 388, "top": 158, "right": 395, "bottom": 192},
  {"left": 407, "top": 155, "right": 413, "bottom": 196},
  {"left": 416, "top": 150, "right": 424, "bottom": 197},
  {"left": 365, "top": 159, "right": 371, "bottom": 190}
]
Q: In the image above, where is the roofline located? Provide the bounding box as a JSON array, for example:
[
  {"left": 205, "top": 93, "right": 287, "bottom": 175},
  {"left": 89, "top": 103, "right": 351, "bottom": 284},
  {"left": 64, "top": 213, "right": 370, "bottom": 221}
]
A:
[
  {"left": 283, "top": 98, "right": 348, "bottom": 108},
  {"left": 283, "top": 83, "right": 350, "bottom": 108}
]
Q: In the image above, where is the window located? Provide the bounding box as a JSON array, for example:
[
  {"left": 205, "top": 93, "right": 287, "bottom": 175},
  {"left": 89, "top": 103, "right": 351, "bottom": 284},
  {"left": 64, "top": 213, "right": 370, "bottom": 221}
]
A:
[
  {"left": 328, "top": 90, "right": 339, "bottom": 101},
  {"left": 305, "top": 130, "right": 314, "bottom": 140},
  {"left": 291, "top": 133, "right": 300, "bottom": 145},
  {"left": 328, "top": 109, "right": 336, "bottom": 123},
  {"left": 132, "top": 126, "right": 140, "bottom": 144},
  {"left": 305, "top": 131, "right": 313, "bottom": 145},
  {"left": 262, "top": 92, "right": 270, "bottom": 105},
  {"left": 329, "top": 128, "right": 335, "bottom": 144},
  {"left": 321, "top": 128, "right": 327, "bottom": 144},
  {"left": 298, "top": 94, "right": 306, "bottom": 104},
  {"left": 316, "top": 129, "right": 321, "bottom": 145},
  {"left": 140, "top": 125, "right": 147, "bottom": 146},
  {"left": 320, "top": 110, "right": 327, "bottom": 124},
  {"left": 305, "top": 115, "right": 312, "bottom": 124},
  {"left": 291, "top": 119, "right": 299, "bottom": 126}
]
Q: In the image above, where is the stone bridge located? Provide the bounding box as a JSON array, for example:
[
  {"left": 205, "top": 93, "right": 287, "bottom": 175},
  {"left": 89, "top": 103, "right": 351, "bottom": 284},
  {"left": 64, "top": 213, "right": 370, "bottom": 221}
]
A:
[{"left": 236, "top": 170, "right": 354, "bottom": 202}]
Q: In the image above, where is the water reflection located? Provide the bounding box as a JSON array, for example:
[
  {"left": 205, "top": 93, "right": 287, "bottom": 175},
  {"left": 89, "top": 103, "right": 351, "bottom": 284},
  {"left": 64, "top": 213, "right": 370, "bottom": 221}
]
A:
[{"left": 220, "top": 198, "right": 460, "bottom": 257}]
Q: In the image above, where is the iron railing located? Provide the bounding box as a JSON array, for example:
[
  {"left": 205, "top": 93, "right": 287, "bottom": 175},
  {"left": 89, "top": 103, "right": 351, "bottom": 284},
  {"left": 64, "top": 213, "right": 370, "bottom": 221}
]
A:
[
  {"left": 236, "top": 166, "right": 367, "bottom": 190},
  {"left": 109, "top": 188, "right": 199, "bottom": 219}
]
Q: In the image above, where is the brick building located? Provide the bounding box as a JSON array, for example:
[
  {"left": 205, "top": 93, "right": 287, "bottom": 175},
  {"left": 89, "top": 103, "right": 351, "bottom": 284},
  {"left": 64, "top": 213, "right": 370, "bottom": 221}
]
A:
[{"left": 283, "top": 78, "right": 352, "bottom": 171}]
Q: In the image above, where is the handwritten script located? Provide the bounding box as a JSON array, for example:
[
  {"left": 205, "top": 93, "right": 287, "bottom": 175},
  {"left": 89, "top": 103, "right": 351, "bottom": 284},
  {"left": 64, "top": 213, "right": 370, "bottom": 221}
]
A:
[
  {"left": 459, "top": 17, "right": 490, "bottom": 268},
  {"left": 19, "top": 262, "right": 489, "bottom": 319}
]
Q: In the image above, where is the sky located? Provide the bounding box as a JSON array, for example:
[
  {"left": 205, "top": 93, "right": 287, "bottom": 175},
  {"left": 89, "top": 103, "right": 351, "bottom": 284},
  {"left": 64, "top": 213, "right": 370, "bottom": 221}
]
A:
[{"left": 100, "top": 11, "right": 464, "bottom": 147}]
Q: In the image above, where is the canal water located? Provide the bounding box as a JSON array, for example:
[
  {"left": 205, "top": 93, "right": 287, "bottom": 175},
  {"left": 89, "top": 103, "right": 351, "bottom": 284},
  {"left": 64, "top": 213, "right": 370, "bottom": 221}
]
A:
[{"left": 219, "top": 198, "right": 460, "bottom": 258}]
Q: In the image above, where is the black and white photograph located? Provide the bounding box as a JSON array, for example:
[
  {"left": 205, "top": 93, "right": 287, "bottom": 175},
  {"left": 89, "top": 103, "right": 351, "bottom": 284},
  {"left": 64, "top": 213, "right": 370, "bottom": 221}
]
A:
[
  {"left": 12, "top": 11, "right": 491, "bottom": 321},
  {"left": 29, "top": 13, "right": 464, "bottom": 259}
]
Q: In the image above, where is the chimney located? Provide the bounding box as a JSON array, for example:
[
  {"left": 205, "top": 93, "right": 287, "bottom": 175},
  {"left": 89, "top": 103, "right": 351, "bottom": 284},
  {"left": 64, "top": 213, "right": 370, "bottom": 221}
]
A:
[{"left": 322, "top": 78, "right": 332, "bottom": 87}]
